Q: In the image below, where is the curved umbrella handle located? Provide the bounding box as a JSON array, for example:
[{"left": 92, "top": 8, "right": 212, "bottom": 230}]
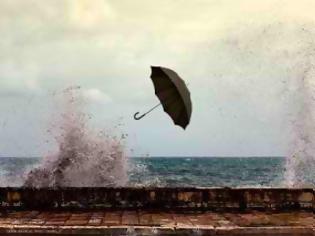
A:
[
  {"left": 133, "top": 103, "right": 162, "bottom": 120},
  {"left": 134, "top": 112, "right": 146, "bottom": 120}
]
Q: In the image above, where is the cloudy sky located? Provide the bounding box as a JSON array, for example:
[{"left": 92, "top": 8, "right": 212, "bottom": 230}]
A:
[{"left": 0, "top": 0, "right": 315, "bottom": 157}]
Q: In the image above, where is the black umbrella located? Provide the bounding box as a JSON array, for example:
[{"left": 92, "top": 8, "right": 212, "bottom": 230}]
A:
[{"left": 134, "top": 66, "right": 192, "bottom": 129}]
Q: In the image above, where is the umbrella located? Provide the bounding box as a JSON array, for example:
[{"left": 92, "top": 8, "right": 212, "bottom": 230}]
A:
[{"left": 134, "top": 66, "right": 192, "bottom": 129}]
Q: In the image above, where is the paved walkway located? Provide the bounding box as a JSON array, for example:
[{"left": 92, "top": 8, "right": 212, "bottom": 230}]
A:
[{"left": 0, "top": 210, "right": 313, "bottom": 235}]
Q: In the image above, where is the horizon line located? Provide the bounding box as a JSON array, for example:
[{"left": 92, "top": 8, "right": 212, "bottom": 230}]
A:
[{"left": 0, "top": 155, "right": 286, "bottom": 158}]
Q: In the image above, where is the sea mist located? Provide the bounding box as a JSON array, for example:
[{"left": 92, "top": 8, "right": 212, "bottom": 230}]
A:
[
  {"left": 24, "top": 86, "right": 127, "bottom": 187},
  {"left": 284, "top": 35, "right": 315, "bottom": 187}
]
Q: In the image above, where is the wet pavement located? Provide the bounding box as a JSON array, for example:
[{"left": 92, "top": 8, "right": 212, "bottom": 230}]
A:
[{"left": 0, "top": 210, "right": 313, "bottom": 235}]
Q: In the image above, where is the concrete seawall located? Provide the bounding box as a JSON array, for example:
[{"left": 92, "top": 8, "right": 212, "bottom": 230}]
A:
[
  {"left": 1, "top": 187, "right": 314, "bottom": 210},
  {"left": 0, "top": 188, "right": 314, "bottom": 235}
]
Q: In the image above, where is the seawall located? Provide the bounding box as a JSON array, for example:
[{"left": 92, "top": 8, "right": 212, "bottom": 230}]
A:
[
  {"left": 0, "top": 188, "right": 313, "bottom": 235},
  {"left": 1, "top": 187, "right": 314, "bottom": 210}
]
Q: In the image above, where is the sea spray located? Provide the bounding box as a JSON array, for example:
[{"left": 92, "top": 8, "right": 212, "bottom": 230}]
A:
[
  {"left": 24, "top": 86, "right": 128, "bottom": 187},
  {"left": 284, "top": 37, "right": 315, "bottom": 187}
]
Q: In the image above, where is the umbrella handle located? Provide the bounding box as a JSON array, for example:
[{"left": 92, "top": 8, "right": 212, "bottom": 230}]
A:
[
  {"left": 134, "top": 103, "right": 162, "bottom": 120},
  {"left": 134, "top": 112, "right": 146, "bottom": 120}
]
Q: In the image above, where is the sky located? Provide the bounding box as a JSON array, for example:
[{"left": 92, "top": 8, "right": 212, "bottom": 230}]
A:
[{"left": 0, "top": 0, "right": 315, "bottom": 157}]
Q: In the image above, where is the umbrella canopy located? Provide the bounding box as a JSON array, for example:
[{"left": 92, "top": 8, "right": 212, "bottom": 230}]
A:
[{"left": 134, "top": 66, "right": 192, "bottom": 129}]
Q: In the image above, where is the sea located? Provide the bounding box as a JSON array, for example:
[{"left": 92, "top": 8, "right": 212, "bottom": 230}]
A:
[{"left": 2, "top": 156, "right": 312, "bottom": 188}]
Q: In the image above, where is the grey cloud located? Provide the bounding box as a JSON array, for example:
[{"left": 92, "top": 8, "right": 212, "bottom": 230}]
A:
[{"left": 0, "top": 0, "right": 314, "bottom": 156}]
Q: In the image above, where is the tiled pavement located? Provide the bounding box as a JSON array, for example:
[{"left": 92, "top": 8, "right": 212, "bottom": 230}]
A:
[{"left": 0, "top": 210, "right": 313, "bottom": 235}]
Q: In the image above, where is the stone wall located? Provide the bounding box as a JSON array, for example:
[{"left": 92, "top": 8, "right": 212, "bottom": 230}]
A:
[{"left": 0, "top": 188, "right": 313, "bottom": 211}]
